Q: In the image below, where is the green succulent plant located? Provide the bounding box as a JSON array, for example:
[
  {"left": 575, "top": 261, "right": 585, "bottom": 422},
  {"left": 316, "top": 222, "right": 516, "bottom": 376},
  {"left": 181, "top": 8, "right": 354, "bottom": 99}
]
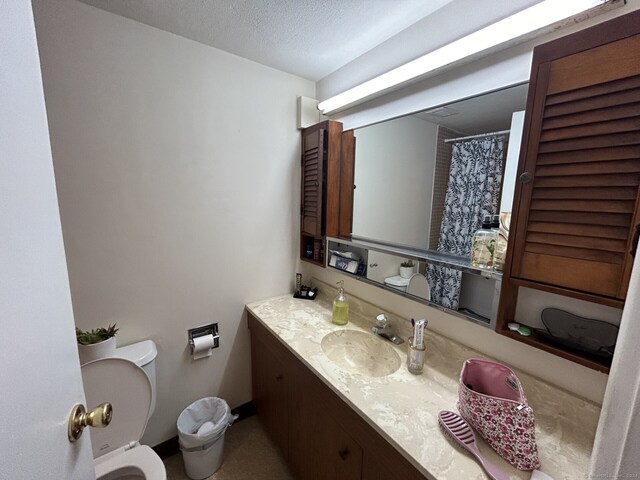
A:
[
  {"left": 76, "top": 324, "right": 119, "bottom": 345},
  {"left": 400, "top": 260, "right": 414, "bottom": 268}
]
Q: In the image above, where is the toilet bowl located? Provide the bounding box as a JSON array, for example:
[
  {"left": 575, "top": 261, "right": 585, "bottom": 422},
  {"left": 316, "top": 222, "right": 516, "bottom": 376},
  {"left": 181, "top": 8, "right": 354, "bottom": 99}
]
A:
[{"left": 82, "top": 351, "right": 166, "bottom": 479}]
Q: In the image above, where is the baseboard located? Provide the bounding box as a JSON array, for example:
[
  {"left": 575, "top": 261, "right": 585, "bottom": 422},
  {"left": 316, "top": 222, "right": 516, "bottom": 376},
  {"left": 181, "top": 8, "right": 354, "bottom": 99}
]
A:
[
  {"left": 153, "top": 436, "right": 180, "bottom": 460},
  {"left": 152, "top": 400, "right": 256, "bottom": 460},
  {"left": 230, "top": 400, "right": 256, "bottom": 420}
]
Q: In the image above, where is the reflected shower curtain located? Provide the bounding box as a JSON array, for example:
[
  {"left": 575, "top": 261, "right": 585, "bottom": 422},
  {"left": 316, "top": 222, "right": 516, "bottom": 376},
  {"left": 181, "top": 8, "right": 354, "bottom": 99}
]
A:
[{"left": 428, "top": 135, "right": 505, "bottom": 310}]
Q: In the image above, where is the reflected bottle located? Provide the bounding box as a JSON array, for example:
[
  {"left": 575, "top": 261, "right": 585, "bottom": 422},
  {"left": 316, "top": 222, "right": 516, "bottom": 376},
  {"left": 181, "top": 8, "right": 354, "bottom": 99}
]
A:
[
  {"left": 491, "top": 214, "right": 508, "bottom": 272},
  {"left": 471, "top": 214, "right": 497, "bottom": 269}
]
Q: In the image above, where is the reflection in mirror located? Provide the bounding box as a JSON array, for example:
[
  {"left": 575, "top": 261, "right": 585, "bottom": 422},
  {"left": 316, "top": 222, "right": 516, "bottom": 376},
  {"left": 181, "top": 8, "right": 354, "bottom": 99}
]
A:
[
  {"left": 353, "top": 84, "right": 528, "bottom": 249},
  {"left": 351, "top": 84, "right": 528, "bottom": 322}
]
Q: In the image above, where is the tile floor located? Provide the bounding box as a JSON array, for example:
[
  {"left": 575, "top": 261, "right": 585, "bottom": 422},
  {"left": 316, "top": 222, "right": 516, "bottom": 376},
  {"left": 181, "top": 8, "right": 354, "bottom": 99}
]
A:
[{"left": 164, "top": 415, "right": 294, "bottom": 480}]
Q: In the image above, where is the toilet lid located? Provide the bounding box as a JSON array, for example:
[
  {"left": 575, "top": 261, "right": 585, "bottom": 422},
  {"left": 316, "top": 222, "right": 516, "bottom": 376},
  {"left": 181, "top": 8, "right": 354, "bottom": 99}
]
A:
[
  {"left": 384, "top": 275, "right": 410, "bottom": 287},
  {"left": 81, "top": 358, "right": 152, "bottom": 459},
  {"left": 407, "top": 273, "right": 431, "bottom": 301}
]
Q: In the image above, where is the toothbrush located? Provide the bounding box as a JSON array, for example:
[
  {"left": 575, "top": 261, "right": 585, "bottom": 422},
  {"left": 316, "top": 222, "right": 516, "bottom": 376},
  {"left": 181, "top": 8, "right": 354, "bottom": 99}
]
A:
[{"left": 438, "top": 411, "right": 509, "bottom": 480}]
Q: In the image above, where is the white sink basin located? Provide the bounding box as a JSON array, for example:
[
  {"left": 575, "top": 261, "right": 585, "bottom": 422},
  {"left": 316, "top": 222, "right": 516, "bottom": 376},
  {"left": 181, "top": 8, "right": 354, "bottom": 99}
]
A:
[{"left": 321, "top": 329, "right": 401, "bottom": 377}]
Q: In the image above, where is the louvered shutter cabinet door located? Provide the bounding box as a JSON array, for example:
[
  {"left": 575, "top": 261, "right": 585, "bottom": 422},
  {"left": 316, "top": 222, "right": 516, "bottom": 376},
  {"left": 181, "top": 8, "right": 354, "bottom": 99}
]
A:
[
  {"left": 301, "top": 127, "right": 324, "bottom": 237},
  {"left": 511, "top": 31, "right": 640, "bottom": 300}
]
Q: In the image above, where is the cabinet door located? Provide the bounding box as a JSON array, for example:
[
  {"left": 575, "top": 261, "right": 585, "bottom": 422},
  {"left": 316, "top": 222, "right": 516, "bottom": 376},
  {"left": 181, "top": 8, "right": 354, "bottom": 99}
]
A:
[
  {"left": 510, "top": 23, "right": 640, "bottom": 300},
  {"left": 362, "top": 452, "right": 396, "bottom": 480},
  {"left": 339, "top": 129, "right": 356, "bottom": 238},
  {"left": 250, "top": 332, "right": 289, "bottom": 459},
  {"left": 301, "top": 127, "right": 325, "bottom": 237},
  {"left": 289, "top": 361, "right": 363, "bottom": 480},
  {"left": 333, "top": 427, "right": 363, "bottom": 480}
]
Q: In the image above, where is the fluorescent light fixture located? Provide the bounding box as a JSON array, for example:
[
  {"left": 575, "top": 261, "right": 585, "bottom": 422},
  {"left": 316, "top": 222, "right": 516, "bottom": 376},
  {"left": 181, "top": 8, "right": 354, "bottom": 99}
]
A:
[{"left": 318, "top": 0, "right": 609, "bottom": 114}]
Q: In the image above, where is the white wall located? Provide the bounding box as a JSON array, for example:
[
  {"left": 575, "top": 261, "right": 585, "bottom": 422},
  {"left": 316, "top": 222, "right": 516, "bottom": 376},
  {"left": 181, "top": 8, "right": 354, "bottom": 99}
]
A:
[
  {"left": 353, "top": 116, "right": 437, "bottom": 248},
  {"left": 32, "top": 0, "right": 314, "bottom": 446}
]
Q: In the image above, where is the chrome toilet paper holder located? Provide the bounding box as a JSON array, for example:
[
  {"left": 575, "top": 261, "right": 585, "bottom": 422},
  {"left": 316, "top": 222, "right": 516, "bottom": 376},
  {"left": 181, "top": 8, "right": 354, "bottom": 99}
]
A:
[{"left": 188, "top": 323, "right": 220, "bottom": 354}]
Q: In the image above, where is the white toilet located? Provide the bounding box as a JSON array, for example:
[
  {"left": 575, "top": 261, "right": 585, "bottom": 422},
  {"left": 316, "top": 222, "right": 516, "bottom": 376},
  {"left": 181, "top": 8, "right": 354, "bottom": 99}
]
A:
[
  {"left": 81, "top": 340, "right": 167, "bottom": 480},
  {"left": 384, "top": 274, "right": 411, "bottom": 292},
  {"left": 406, "top": 273, "right": 431, "bottom": 301},
  {"left": 384, "top": 274, "right": 431, "bottom": 301}
]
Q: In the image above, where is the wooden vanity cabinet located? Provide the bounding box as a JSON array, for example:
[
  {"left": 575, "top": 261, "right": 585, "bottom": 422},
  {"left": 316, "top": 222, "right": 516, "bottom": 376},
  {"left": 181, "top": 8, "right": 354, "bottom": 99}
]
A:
[
  {"left": 248, "top": 313, "right": 424, "bottom": 480},
  {"left": 249, "top": 328, "right": 289, "bottom": 457},
  {"left": 300, "top": 120, "right": 355, "bottom": 266},
  {"left": 288, "top": 363, "right": 364, "bottom": 480},
  {"left": 497, "top": 10, "right": 640, "bottom": 371}
]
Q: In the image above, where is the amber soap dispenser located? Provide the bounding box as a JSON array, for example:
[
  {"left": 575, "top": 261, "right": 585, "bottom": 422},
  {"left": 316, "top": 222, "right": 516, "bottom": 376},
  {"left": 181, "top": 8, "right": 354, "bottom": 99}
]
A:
[{"left": 332, "top": 280, "right": 349, "bottom": 325}]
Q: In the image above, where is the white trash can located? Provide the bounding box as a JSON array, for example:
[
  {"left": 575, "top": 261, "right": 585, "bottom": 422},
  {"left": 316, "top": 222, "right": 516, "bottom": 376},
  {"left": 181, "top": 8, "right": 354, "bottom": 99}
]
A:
[{"left": 177, "top": 397, "right": 238, "bottom": 479}]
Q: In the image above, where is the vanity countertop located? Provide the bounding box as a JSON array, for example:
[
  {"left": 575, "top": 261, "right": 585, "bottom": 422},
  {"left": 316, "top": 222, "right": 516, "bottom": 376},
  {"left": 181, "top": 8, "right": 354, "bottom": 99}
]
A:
[{"left": 246, "top": 289, "right": 600, "bottom": 480}]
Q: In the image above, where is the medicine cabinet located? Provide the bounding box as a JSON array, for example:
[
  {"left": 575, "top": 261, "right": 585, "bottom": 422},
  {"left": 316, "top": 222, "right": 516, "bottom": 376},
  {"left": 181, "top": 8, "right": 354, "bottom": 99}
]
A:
[
  {"left": 497, "top": 10, "right": 640, "bottom": 372},
  {"left": 300, "top": 120, "right": 354, "bottom": 266}
]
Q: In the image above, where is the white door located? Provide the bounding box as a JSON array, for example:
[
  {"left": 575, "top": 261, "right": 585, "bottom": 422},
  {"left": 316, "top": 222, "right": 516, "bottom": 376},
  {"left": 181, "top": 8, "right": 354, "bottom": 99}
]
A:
[{"left": 0, "top": 2, "right": 95, "bottom": 479}]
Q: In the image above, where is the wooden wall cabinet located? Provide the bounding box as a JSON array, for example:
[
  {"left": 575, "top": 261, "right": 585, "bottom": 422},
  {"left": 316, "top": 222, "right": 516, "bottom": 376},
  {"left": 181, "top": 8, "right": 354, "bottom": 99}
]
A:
[
  {"left": 300, "top": 120, "right": 355, "bottom": 266},
  {"left": 248, "top": 313, "right": 423, "bottom": 480},
  {"left": 497, "top": 10, "right": 640, "bottom": 371}
]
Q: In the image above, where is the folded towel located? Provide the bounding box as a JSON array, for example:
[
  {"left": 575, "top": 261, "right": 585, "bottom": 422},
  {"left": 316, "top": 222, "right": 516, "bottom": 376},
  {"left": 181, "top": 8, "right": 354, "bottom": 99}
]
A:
[
  {"left": 329, "top": 254, "right": 366, "bottom": 276},
  {"left": 328, "top": 249, "right": 361, "bottom": 262}
]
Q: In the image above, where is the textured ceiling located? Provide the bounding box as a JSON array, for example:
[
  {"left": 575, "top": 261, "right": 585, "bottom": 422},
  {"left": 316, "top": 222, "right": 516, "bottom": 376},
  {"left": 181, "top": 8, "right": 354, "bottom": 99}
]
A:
[
  {"left": 77, "top": 0, "right": 454, "bottom": 81},
  {"left": 414, "top": 83, "right": 529, "bottom": 133}
]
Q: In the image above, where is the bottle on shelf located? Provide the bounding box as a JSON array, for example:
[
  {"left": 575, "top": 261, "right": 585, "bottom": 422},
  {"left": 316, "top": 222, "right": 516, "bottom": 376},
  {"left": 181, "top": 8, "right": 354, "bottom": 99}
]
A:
[
  {"left": 471, "top": 214, "right": 497, "bottom": 270},
  {"left": 491, "top": 214, "right": 508, "bottom": 272}
]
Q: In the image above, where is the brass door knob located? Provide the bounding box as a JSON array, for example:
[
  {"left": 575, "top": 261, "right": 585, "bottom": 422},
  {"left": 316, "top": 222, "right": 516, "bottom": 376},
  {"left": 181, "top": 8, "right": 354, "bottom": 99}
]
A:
[{"left": 68, "top": 402, "right": 113, "bottom": 442}]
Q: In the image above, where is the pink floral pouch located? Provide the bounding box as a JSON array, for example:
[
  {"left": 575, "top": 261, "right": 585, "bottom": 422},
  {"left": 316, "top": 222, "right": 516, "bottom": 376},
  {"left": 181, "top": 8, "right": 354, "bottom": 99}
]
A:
[{"left": 456, "top": 358, "right": 540, "bottom": 471}]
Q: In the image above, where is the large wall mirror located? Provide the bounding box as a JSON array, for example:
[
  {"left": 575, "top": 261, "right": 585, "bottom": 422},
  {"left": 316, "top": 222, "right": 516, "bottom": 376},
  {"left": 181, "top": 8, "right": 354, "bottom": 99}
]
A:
[{"left": 346, "top": 83, "right": 529, "bottom": 325}]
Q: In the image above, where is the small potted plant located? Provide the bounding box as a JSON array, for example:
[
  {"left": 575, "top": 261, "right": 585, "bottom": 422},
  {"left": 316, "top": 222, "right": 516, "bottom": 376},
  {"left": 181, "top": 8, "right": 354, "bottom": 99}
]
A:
[
  {"left": 399, "top": 260, "right": 415, "bottom": 279},
  {"left": 76, "top": 324, "right": 119, "bottom": 364}
]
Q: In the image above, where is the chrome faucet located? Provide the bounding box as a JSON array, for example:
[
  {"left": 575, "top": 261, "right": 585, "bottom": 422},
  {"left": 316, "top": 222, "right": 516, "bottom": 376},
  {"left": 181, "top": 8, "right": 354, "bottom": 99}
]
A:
[{"left": 372, "top": 313, "right": 404, "bottom": 345}]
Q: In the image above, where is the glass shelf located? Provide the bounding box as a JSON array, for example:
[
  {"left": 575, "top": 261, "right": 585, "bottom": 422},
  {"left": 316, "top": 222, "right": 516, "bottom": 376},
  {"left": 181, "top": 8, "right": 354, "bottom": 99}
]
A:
[
  {"left": 325, "top": 236, "right": 501, "bottom": 329},
  {"left": 346, "top": 235, "right": 503, "bottom": 281}
]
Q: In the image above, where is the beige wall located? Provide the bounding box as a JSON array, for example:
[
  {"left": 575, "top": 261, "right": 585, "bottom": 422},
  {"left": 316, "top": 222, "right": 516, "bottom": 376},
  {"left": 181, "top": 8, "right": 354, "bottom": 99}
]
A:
[
  {"left": 32, "top": 0, "right": 314, "bottom": 446},
  {"left": 353, "top": 116, "right": 437, "bottom": 248}
]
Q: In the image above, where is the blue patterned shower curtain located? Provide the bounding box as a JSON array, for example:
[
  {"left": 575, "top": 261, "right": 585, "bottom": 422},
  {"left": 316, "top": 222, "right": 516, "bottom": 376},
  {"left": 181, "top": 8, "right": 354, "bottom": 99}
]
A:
[{"left": 428, "top": 135, "right": 505, "bottom": 310}]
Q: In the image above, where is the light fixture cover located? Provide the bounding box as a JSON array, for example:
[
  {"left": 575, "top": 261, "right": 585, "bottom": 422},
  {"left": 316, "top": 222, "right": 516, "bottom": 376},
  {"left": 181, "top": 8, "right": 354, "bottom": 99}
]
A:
[{"left": 318, "top": 0, "right": 611, "bottom": 114}]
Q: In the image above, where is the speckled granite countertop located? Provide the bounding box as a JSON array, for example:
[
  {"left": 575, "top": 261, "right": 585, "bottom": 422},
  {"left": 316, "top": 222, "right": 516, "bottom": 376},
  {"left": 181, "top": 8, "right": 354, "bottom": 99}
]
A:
[{"left": 246, "top": 282, "right": 600, "bottom": 480}]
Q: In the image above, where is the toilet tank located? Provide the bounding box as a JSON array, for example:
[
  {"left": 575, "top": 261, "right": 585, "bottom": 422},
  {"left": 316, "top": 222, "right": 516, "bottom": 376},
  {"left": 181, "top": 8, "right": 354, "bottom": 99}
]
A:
[{"left": 112, "top": 340, "right": 158, "bottom": 417}]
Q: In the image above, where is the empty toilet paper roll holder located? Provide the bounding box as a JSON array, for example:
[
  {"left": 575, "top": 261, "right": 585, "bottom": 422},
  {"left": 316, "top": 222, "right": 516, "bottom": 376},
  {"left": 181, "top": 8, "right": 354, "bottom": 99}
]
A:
[{"left": 188, "top": 323, "right": 220, "bottom": 354}]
